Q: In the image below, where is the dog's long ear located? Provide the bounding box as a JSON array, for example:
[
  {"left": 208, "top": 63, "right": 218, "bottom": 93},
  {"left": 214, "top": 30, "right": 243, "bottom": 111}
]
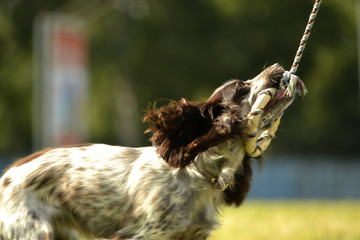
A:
[
  {"left": 144, "top": 97, "right": 230, "bottom": 169},
  {"left": 224, "top": 157, "right": 254, "bottom": 206}
]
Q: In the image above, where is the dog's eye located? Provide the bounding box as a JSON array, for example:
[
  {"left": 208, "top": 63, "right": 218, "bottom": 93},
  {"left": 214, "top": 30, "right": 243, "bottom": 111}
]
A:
[
  {"left": 232, "top": 84, "right": 250, "bottom": 103},
  {"left": 270, "top": 72, "right": 284, "bottom": 87}
]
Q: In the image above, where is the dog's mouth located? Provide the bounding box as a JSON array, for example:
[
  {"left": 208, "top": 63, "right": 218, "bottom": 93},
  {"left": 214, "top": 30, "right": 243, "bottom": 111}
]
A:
[
  {"left": 264, "top": 72, "right": 307, "bottom": 111},
  {"left": 255, "top": 69, "right": 307, "bottom": 130}
]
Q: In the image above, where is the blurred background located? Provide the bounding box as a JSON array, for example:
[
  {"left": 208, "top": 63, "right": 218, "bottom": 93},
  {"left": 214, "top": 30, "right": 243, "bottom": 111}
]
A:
[{"left": 0, "top": 0, "right": 359, "bottom": 199}]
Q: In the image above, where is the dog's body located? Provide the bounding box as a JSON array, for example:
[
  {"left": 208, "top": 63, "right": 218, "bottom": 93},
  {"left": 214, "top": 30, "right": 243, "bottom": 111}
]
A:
[
  {"left": 0, "top": 144, "right": 247, "bottom": 240},
  {"left": 0, "top": 64, "right": 306, "bottom": 240}
]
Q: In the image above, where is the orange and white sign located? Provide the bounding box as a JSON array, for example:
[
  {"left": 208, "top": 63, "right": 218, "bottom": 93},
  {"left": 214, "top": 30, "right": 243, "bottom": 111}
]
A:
[{"left": 33, "top": 14, "right": 89, "bottom": 149}]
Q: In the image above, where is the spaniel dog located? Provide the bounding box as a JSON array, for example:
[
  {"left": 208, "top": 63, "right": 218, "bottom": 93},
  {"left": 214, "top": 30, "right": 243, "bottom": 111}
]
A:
[{"left": 0, "top": 64, "right": 306, "bottom": 240}]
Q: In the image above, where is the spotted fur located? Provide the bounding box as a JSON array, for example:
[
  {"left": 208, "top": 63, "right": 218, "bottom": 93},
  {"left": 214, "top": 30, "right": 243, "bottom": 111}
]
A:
[{"left": 0, "top": 64, "right": 296, "bottom": 239}]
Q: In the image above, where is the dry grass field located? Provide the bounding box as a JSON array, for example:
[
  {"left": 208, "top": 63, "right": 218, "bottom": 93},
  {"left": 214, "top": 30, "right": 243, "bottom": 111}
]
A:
[{"left": 209, "top": 200, "right": 360, "bottom": 240}]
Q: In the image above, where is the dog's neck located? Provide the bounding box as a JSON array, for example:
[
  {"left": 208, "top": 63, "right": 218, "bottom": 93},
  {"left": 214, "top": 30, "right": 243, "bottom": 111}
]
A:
[{"left": 187, "top": 138, "right": 246, "bottom": 191}]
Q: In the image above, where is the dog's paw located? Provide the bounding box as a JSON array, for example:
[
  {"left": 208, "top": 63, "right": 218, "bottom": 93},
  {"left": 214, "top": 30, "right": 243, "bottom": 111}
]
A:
[{"left": 245, "top": 88, "right": 278, "bottom": 157}]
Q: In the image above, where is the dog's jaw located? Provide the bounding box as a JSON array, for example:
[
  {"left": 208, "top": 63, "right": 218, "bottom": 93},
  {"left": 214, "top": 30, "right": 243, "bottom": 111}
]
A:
[{"left": 248, "top": 64, "right": 307, "bottom": 130}]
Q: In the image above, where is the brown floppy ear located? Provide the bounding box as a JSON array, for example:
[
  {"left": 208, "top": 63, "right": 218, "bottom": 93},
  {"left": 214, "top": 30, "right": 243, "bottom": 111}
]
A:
[
  {"left": 224, "top": 157, "right": 254, "bottom": 206},
  {"left": 144, "top": 98, "right": 232, "bottom": 169}
]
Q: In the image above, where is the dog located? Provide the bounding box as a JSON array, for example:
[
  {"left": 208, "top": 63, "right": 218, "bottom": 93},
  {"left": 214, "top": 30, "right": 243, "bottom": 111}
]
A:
[{"left": 0, "top": 63, "right": 306, "bottom": 240}]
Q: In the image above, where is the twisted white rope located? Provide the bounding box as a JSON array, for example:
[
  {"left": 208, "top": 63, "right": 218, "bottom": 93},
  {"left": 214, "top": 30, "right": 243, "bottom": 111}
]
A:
[
  {"left": 245, "top": 1, "right": 322, "bottom": 159},
  {"left": 282, "top": 0, "right": 322, "bottom": 96},
  {"left": 290, "top": 0, "right": 323, "bottom": 74}
]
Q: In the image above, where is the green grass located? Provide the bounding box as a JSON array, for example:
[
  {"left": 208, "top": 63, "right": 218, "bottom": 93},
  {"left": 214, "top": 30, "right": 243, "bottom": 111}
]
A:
[{"left": 209, "top": 200, "right": 360, "bottom": 240}]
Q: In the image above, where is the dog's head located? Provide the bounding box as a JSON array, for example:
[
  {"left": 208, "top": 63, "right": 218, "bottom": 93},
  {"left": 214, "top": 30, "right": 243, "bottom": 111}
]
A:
[
  {"left": 209, "top": 63, "right": 307, "bottom": 132},
  {"left": 144, "top": 63, "right": 306, "bottom": 168}
]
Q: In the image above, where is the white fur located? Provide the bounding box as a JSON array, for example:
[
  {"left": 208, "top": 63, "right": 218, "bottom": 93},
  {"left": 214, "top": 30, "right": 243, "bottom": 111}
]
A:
[{"left": 0, "top": 142, "right": 245, "bottom": 240}]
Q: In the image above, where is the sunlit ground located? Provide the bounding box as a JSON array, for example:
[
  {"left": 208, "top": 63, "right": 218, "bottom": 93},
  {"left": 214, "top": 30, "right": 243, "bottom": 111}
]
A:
[{"left": 209, "top": 200, "right": 360, "bottom": 240}]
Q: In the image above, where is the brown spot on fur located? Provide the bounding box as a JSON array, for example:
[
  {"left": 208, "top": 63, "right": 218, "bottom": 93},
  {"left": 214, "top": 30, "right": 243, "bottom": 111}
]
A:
[
  {"left": 33, "top": 174, "right": 55, "bottom": 191},
  {"left": 48, "top": 187, "right": 56, "bottom": 196},
  {"left": 5, "top": 148, "right": 55, "bottom": 172},
  {"left": 74, "top": 186, "right": 84, "bottom": 193},
  {"left": 76, "top": 167, "right": 86, "bottom": 171},
  {"left": 3, "top": 144, "right": 92, "bottom": 174},
  {"left": 39, "top": 162, "right": 52, "bottom": 168},
  {"left": 59, "top": 154, "right": 69, "bottom": 158},
  {"left": 2, "top": 176, "right": 11, "bottom": 187},
  {"left": 25, "top": 176, "right": 39, "bottom": 188},
  {"left": 25, "top": 165, "right": 68, "bottom": 191},
  {"left": 61, "top": 143, "right": 93, "bottom": 149}
]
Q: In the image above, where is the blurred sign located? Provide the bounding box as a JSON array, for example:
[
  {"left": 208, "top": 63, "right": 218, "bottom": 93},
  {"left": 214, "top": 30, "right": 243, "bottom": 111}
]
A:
[{"left": 33, "top": 14, "right": 89, "bottom": 150}]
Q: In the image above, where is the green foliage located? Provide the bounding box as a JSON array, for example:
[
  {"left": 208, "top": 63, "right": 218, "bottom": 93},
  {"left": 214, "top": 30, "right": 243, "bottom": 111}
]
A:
[
  {"left": 0, "top": 11, "right": 32, "bottom": 152},
  {"left": 0, "top": 0, "right": 359, "bottom": 155}
]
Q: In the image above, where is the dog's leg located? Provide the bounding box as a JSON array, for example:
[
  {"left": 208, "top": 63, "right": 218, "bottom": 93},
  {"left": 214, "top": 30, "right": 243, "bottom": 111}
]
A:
[
  {"left": 0, "top": 205, "right": 79, "bottom": 240},
  {"left": 0, "top": 187, "right": 59, "bottom": 240},
  {"left": 0, "top": 214, "right": 54, "bottom": 240},
  {"left": 245, "top": 88, "right": 280, "bottom": 157}
]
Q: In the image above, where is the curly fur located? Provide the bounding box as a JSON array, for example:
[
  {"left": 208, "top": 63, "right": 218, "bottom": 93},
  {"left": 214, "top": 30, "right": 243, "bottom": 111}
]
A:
[
  {"left": 0, "top": 64, "right": 291, "bottom": 240},
  {"left": 144, "top": 80, "right": 250, "bottom": 169}
]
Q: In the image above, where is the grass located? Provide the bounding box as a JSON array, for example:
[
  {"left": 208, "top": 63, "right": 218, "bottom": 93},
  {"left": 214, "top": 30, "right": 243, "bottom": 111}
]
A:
[{"left": 209, "top": 200, "right": 360, "bottom": 240}]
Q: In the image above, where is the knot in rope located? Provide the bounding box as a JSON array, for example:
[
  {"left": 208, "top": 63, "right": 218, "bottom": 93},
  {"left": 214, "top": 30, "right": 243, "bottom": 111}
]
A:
[
  {"left": 280, "top": 0, "right": 321, "bottom": 98},
  {"left": 281, "top": 71, "right": 308, "bottom": 97}
]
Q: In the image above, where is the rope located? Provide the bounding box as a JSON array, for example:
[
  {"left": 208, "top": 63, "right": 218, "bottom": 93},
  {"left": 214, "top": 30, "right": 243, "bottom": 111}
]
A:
[
  {"left": 290, "top": 0, "right": 323, "bottom": 74},
  {"left": 283, "top": 70, "right": 307, "bottom": 96},
  {"left": 282, "top": 0, "right": 322, "bottom": 96}
]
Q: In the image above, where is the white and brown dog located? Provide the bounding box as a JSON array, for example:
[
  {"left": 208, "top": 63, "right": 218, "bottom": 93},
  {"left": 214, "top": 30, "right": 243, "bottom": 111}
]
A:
[{"left": 0, "top": 64, "right": 306, "bottom": 240}]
